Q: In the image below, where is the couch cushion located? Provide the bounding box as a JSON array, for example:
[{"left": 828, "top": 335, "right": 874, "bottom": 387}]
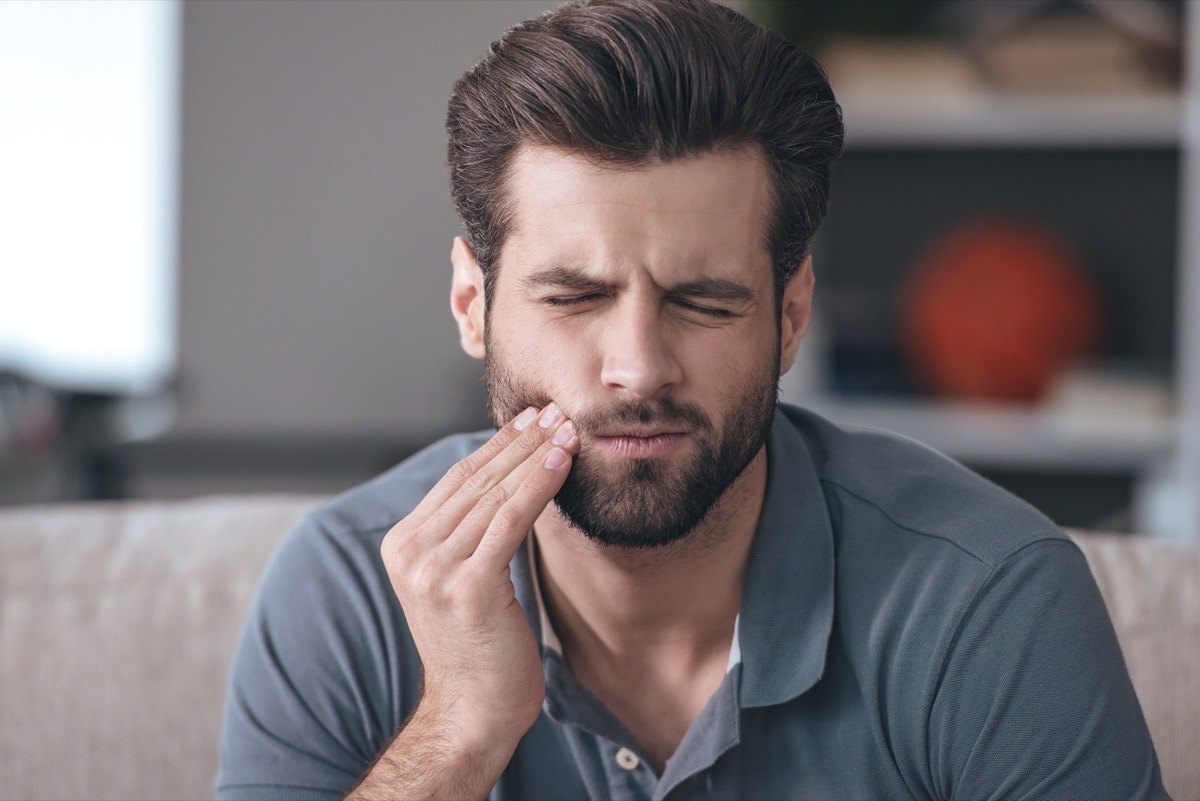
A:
[
  {"left": 1, "top": 499, "right": 1194, "bottom": 801},
  {"left": 0, "top": 494, "right": 323, "bottom": 801},
  {"left": 1069, "top": 530, "right": 1200, "bottom": 801}
]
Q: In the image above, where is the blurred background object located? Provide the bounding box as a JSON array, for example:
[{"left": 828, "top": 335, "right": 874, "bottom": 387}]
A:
[
  {"left": 0, "top": 0, "right": 179, "bottom": 397},
  {"left": 3, "top": 0, "right": 1198, "bottom": 544},
  {"left": 0, "top": 0, "right": 181, "bottom": 502},
  {"left": 0, "top": 373, "right": 62, "bottom": 504},
  {"left": 900, "top": 217, "right": 1103, "bottom": 403},
  {"left": 969, "top": 0, "right": 1181, "bottom": 94},
  {"left": 756, "top": 0, "right": 1199, "bottom": 541},
  {"left": 752, "top": 0, "right": 1183, "bottom": 95}
]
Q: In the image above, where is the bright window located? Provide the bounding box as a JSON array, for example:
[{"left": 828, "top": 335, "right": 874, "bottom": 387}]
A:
[{"left": 0, "top": 0, "right": 179, "bottom": 394}]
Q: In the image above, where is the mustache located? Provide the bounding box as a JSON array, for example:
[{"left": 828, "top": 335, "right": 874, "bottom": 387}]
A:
[{"left": 568, "top": 397, "right": 713, "bottom": 437}]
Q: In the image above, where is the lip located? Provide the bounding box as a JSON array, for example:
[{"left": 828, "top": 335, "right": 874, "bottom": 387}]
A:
[{"left": 593, "top": 431, "right": 688, "bottom": 458}]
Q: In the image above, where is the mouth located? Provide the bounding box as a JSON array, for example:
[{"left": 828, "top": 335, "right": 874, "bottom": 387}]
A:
[{"left": 591, "top": 429, "right": 689, "bottom": 458}]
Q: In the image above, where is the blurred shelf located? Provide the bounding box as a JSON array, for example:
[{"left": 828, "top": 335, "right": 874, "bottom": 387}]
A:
[
  {"left": 801, "top": 395, "right": 1176, "bottom": 472},
  {"left": 840, "top": 91, "right": 1182, "bottom": 148}
]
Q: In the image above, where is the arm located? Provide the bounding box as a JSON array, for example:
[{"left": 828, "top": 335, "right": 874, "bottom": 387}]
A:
[
  {"left": 928, "top": 539, "right": 1170, "bottom": 801},
  {"left": 344, "top": 404, "right": 577, "bottom": 801},
  {"left": 341, "top": 702, "right": 509, "bottom": 801}
]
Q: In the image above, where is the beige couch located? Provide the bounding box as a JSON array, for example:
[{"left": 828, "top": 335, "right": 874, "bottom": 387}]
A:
[{"left": 1, "top": 494, "right": 1197, "bottom": 801}]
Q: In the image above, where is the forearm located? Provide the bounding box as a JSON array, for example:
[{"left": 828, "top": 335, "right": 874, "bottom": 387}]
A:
[{"left": 343, "top": 706, "right": 517, "bottom": 801}]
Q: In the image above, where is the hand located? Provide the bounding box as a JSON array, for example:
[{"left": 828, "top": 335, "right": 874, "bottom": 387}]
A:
[{"left": 379, "top": 403, "right": 578, "bottom": 756}]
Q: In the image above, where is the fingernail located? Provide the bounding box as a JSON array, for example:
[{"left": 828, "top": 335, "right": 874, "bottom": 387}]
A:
[
  {"left": 551, "top": 420, "right": 574, "bottom": 446},
  {"left": 538, "top": 403, "right": 561, "bottom": 428},
  {"left": 544, "top": 447, "right": 569, "bottom": 469},
  {"left": 513, "top": 407, "right": 537, "bottom": 431}
]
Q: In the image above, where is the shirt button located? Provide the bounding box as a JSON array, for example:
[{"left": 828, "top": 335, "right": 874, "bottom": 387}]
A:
[{"left": 615, "top": 746, "right": 640, "bottom": 771}]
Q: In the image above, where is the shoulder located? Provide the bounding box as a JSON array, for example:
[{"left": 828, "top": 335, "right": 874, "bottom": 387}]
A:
[
  {"left": 776, "top": 403, "right": 1067, "bottom": 568},
  {"left": 771, "top": 407, "right": 1164, "bottom": 797},
  {"left": 769, "top": 404, "right": 1083, "bottom": 655},
  {"left": 311, "top": 429, "right": 494, "bottom": 534},
  {"left": 260, "top": 429, "right": 494, "bottom": 589},
  {"left": 240, "top": 427, "right": 495, "bottom": 644}
]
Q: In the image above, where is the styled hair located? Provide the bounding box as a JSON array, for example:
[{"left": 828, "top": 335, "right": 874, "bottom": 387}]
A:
[{"left": 446, "top": 0, "right": 844, "bottom": 302}]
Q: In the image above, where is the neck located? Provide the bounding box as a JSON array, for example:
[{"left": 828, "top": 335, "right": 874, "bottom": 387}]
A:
[{"left": 532, "top": 446, "right": 767, "bottom": 669}]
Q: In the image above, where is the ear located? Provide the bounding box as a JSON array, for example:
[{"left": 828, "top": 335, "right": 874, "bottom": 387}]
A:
[
  {"left": 778, "top": 254, "right": 814, "bottom": 377},
  {"left": 450, "top": 236, "right": 487, "bottom": 360}
]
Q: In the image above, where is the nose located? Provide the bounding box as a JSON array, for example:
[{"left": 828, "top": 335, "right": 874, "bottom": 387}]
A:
[{"left": 599, "top": 299, "right": 683, "bottom": 399}]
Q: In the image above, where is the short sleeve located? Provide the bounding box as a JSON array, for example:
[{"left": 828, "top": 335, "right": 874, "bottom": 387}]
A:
[
  {"left": 214, "top": 515, "right": 418, "bottom": 801},
  {"left": 928, "top": 539, "right": 1170, "bottom": 801}
]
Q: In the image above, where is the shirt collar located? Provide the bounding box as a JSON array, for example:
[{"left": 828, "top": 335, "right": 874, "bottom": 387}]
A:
[
  {"left": 510, "top": 405, "right": 835, "bottom": 708},
  {"left": 524, "top": 535, "right": 563, "bottom": 657},
  {"left": 520, "top": 531, "right": 743, "bottom": 675},
  {"left": 736, "top": 406, "right": 835, "bottom": 707}
]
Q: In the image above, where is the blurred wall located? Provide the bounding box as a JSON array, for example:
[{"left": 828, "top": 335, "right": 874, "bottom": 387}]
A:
[{"left": 176, "top": 0, "right": 560, "bottom": 440}]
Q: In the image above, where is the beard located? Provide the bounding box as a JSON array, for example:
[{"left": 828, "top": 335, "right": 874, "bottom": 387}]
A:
[{"left": 485, "top": 340, "right": 779, "bottom": 550}]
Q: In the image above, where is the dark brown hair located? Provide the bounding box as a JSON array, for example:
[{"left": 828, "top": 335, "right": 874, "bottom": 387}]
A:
[{"left": 446, "top": 0, "right": 844, "bottom": 302}]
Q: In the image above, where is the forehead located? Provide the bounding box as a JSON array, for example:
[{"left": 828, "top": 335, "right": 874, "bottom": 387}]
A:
[{"left": 498, "top": 144, "right": 774, "bottom": 286}]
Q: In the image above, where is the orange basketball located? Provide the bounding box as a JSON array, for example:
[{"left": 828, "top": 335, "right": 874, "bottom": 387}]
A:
[{"left": 901, "top": 219, "right": 1103, "bottom": 403}]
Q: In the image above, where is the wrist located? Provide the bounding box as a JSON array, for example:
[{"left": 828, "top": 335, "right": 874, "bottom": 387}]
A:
[
  {"left": 406, "top": 695, "right": 527, "bottom": 774},
  {"left": 347, "top": 703, "right": 519, "bottom": 801}
]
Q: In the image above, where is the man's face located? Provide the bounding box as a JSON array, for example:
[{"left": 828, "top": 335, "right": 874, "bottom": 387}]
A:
[{"left": 466, "top": 145, "right": 803, "bottom": 548}]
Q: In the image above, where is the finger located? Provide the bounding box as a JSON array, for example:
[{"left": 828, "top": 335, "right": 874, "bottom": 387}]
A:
[
  {"left": 420, "top": 409, "right": 572, "bottom": 546},
  {"left": 446, "top": 420, "right": 577, "bottom": 558},
  {"left": 405, "top": 404, "right": 540, "bottom": 528},
  {"left": 413, "top": 405, "right": 571, "bottom": 544},
  {"left": 468, "top": 440, "right": 577, "bottom": 570}
]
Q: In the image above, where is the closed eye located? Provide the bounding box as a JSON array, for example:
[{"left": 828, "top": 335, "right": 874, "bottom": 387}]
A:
[
  {"left": 672, "top": 299, "right": 734, "bottom": 318},
  {"left": 544, "top": 294, "right": 605, "bottom": 307}
]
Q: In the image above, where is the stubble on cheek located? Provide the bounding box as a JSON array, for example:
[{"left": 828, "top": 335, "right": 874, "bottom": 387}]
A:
[{"left": 483, "top": 340, "right": 556, "bottom": 430}]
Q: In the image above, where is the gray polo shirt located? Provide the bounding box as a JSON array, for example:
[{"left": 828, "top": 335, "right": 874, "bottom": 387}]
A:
[{"left": 216, "top": 404, "right": 1167, "bottom": 800}]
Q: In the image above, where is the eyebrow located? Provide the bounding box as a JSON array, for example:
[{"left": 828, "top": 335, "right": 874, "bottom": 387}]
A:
[
  {"left": 668, "top": 277, "right": 757, "bottom": 304},
  {"left": 519, "top": 267, "right": 758, "bottom": 304},
  {"left": 518, "top": 267, "right": 609, "bottom": 293}
]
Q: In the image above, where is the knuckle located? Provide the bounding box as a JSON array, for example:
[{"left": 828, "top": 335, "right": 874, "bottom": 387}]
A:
[
  {"left": 463, "top": 468, "right": 497, "bottom": 496},
  {"left": 380, "top": 521, "right": 414, "bottom": 562},
  {"left": 467, "top": 485, "right": 506, "bottom": 519},
  {"left": 408, "top": 557, "right": 448, "bottom": 599},
  {"left": 422, "top": 504, "right": 454, "bottom": 534},
  {"left": 455, "top": 503, "right": 491, "bottom": 539},
  {"left": 484, "top": 482, "right": 512, "bottom": 509},
  {"left": 444, "top": 458, "right": 476, "bottom": 485},
  {"left": 490, "top": 503, "right": 525, "bottom": 534}
]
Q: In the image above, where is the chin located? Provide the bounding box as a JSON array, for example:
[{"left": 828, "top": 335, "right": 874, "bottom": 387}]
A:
[{"left": 551, "top": 439, "right": 756, "bottom": 550}]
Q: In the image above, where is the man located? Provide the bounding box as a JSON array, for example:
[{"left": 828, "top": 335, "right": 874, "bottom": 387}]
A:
[{"left": 216, "top": 1, "right": 1168, "bottom": 799}]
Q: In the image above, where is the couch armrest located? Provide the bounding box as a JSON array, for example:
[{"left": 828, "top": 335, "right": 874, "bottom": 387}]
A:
[
  {"left": 0, "top": 494, "right": 324, "bottom": 801},
  {"left": 1069, "top": 530, "right": 1200, "bottom": 801}
]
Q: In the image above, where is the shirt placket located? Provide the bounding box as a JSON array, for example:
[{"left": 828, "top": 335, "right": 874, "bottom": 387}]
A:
[{"left": 601, "top": 742, "right": 658, "bottom": 799}]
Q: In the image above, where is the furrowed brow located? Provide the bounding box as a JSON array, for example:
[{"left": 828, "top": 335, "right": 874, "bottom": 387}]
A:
[
  {"left": 518, "top": 267, "right": 611, "bottom": 293},
  {"left": 668, "top": 277, "right": 757, "bottom": 304}
]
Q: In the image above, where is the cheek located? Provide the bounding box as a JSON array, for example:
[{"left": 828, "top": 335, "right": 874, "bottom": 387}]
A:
[
  {"left": 494, "top": 319, "right": 595, "bottom": 396},
  {"left": 686, "top": 321, "right": 777, "bottom": 371},
  {"left": 702, "top": 351, "right": 757, "bottom": 406},
  {"left": 697, "top": 328, "right": 781, "bottom": 407}
]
